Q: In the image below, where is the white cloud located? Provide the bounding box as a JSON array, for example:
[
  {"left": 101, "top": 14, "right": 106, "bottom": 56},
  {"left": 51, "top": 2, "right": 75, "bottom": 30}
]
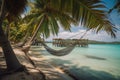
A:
[{"left": 46, "top": 29, "right": 120, "bottom": 42}]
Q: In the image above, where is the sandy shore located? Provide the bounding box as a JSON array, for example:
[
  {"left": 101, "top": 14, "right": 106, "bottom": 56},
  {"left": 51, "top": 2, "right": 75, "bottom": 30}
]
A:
[
  {"left": 0, "top": 47, "right": 74, "bottom": 80},
  {"left": 1, "top": 46, "right": 120, "bottom": 80}
]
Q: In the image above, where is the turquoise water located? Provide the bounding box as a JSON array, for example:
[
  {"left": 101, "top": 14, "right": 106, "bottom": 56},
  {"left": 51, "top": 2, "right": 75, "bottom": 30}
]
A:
[{"left": 40, "top": 43, "right": 120, "bottom": 79}]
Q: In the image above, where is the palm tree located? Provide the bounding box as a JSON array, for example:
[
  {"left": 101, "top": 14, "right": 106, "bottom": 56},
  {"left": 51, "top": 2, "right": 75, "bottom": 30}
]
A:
[
  {"left": 21, "top": 0, "right": 78, "bottom": 51},
  {"left": 22, "top": 0, "right": 117, "bottom": 51},
  {"left": 0, "top": 0, "right": 27, "bottom": 71}
]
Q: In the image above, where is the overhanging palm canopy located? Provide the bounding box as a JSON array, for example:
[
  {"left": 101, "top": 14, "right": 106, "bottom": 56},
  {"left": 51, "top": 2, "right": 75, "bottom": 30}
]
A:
[
  {"left": 25, "top": 0, "right": 117, "bottom": 38},
  {"left": 0, "top": 0, "right": 27, "bottom": 22}
]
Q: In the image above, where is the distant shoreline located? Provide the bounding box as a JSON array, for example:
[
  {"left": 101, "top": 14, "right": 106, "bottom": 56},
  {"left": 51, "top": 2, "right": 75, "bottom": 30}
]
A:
[{"left": 45, "top": 40, "right": 120, "bottom": 44}]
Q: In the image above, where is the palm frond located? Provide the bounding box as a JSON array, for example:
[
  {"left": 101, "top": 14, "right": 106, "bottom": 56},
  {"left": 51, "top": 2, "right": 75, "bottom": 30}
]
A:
[
  {"left": 25, "top": 0, "right": 117, "bottom": 38},
  {"left": 72, "top": 0, "right": 117, "bottom": 37}
]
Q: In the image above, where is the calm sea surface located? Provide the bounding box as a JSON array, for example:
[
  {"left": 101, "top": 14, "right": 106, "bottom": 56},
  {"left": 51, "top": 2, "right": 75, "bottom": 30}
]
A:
[{"left": 38, "top": 43, "right": 120, "bottom": 79}]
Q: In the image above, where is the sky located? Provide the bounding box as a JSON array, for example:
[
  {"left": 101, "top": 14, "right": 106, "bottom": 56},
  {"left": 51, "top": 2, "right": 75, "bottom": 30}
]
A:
[{"left": 45, "top": 0, "right": 120, "bottom": 42}]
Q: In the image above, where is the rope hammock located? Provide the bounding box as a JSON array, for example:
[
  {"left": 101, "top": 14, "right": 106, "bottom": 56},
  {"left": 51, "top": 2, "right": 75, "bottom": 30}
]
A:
[
  {"left": 41, "top": 41, "right": 76, "bottom": 56},
  {"left": 41, "top": 29, "right": 90, "bottom": 56}
]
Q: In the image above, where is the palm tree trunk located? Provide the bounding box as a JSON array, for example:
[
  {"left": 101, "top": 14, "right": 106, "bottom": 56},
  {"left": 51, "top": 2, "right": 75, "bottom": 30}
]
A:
[
  {"left": 0, "top": 0, "right": 23, "bottom": 71},
  {"left": 22, "top": 18, "right": 44, "bottom": 53},
  {"left": 28, "top": 18, "right": 44, "bottom": 45}
]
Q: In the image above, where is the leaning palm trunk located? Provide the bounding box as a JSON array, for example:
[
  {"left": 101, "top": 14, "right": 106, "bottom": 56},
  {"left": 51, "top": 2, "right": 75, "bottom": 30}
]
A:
[
  {"left": 22, "top": 18, "right": 44, "bottom": 53},
  {"left": 29, "top": 18, "right": 44, "bottom": 45},
  {"left": 0, "top": 0, "right": 23, "bottom": 71}
]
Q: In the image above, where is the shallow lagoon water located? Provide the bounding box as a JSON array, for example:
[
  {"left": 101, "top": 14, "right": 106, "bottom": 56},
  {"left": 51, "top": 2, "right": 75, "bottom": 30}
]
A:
[{"left": 39, "top": 43, "right": 120, "bottom": 80}]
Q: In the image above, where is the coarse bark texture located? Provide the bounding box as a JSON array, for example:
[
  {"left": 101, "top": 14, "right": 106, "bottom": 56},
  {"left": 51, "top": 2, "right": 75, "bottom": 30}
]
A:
[
  {"left": 0, "top": 0, "right": 23, "bottom": 71},
  {"left": 22, "top": 18, "right": 44, "bottom": 54}
]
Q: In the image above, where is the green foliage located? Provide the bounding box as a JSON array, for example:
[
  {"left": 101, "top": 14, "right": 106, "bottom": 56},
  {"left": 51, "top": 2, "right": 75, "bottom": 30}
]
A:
[
  {"left": 2, "top": 0, "right": 118, "bottom": 43},
  {"left": 24, "top": 0, "right": 117, "bottom": 39},
  {"left": 9, "top": 21, "right": 28, "bottom": 42},
  {"left": 24, "top": 0, "right": 78, "bottom": 38}
]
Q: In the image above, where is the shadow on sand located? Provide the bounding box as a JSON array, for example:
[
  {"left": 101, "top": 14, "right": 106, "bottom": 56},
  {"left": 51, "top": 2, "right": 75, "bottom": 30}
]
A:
[
  {"left": 49, "top": 58, "right": 120, "bottom": 80},
  {"left": 0, "top": 71, "right": 45, "bottom": 80}
]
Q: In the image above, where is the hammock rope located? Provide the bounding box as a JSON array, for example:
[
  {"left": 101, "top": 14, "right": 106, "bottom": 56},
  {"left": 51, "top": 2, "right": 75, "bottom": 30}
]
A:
[
  {"left": 41, "top": 42, "right": 76, "bottom": 56},
  {"left": 63, "top": 29, "right": 90, "bottom": 39},
  {"left": 41, "top": 29, "right": 90, "bottom": 56}
]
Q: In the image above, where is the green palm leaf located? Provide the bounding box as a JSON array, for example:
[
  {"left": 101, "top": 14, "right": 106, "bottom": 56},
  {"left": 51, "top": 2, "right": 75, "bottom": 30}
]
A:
[{"left": 25, "top": 0, "right": 117, "bottom": 39}]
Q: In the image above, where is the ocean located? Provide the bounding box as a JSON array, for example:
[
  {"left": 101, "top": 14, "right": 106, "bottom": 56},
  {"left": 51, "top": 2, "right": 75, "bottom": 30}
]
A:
[{"left": 39, "top": 43, "right": 120, "bottom": 80}]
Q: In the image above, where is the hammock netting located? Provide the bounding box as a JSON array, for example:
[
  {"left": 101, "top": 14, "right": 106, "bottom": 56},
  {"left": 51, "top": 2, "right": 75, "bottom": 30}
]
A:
[
  {"left": 40, "top": 29, "right": 89, "bottom": 56},
  {"left": 40, "top": 42, "right": 76, "bottom": 56}
]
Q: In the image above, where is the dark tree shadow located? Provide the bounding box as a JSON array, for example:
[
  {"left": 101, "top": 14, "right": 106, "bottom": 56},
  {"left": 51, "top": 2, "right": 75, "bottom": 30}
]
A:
[
  {"left": 66, "top": 66, "right": 120, "bottom": 80},
  {"left": 42, "top": 58, "right": 74, "bottom": 71},
  {"left": 0, "top": 71, "right": 45, "bottom": 80}
]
